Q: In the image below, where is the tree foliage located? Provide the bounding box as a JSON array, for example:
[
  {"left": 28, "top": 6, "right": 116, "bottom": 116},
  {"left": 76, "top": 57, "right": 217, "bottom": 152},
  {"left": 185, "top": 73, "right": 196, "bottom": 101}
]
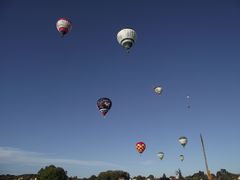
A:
[
  {"left": 147, "top": 174, "right": 154, "bottom": 180},
  {"left": 97, "top": 170, "right": 130, "bottom": 180},
  {"left": 216, "top": 169, "right": 238, "bottom": 180},
  {"left": 135, "top": 175, "right": 146, "bottom": 180},
  {"left": 1, "top": 168, "right": 239, "bottom": 180},
  {"left": 89, "top": 175, "right": 97, "bottom": 180},
  {"left": 37, "top": 165, "right": 68, "bottom": 180},
  {"left": 159, "top": 173, "right": 170, "bottom": 180},
  {"left": 185, "top": 171, "right": 208, "bottom": 180}
]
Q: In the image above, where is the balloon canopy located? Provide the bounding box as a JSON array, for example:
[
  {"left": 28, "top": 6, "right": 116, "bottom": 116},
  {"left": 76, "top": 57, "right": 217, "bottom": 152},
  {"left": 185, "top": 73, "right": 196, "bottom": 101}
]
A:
[
  {"left": 97, "top": 97, "right": 112, "bottom": 116},
  {"left": 154, "top": 86, "right": 163, "bottom": 95},
  {"left": 179, "top": 154, "right": 184, "bottom": 161},
  {"left": 136, "top": 142, "right": 146, "bottom": 154},
  {"left": 56, "top": 18, "right": 72, "bottom": 37},
  {"left": 186, "top": 95, "right": 191, "bottom": 108},
  {"left": 179, "top": 136, "right": 188, "bottom": 147},
  {"left": 157, "top": 152, "right": 164, "bottom": 160},
  {"left": 117, "top": 28, "right": 137, "bottom": 52}
]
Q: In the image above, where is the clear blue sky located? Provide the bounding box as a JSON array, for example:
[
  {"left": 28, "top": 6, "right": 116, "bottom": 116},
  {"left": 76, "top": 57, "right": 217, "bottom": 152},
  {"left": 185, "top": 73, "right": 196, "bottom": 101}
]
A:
[{"left": 0, "top": 0, "right": 240, "bottom": 178}]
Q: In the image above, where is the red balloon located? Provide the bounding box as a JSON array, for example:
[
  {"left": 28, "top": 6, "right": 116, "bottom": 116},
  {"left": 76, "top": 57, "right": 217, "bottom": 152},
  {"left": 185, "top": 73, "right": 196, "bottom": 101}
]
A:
[{"left": 136, "top": 142, "right": 146, "bottom": 154}]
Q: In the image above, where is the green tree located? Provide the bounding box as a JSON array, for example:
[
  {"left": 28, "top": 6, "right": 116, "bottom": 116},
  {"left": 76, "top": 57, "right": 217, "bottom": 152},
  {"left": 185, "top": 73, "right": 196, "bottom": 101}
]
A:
[
  {"left": 216, "top": 169, "right": 235, "bottom": 180},
  {"left": 191, "top": 171, "right": 207, "bottom": 180},
  {"left": 89, "top": 175, "right": 97, "bottom": 180},
  {"left": 160, "top": 173, "right": 170, "bottom": 180},
  {"left": 68, "top": 176, "right": 79, "bottom": 180},
  {"left": 98, "top": 170, "right": 130, "bottom": 180},
  {"left": 37, "top": 165, "right": 68, "bottom": 180},
  {"left": 147, "top": 174, "right": 154, "bottom": 180},
  {"left": 136, "top": 175, "right": 145, "bottom": 180}
]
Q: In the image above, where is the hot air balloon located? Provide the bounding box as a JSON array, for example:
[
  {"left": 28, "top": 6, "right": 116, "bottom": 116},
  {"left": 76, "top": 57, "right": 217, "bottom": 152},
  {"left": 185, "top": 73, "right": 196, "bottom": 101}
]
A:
[
  {"left": 97, "top": 97, "right": 112, "bottom": 116},
  {"left": 56, "top": 18, "right": 72, "bottom": 37},
  {"left": 179, "top": 155, "right": 184, "bottom": 161},
  {"left": 179, "top": 136, "right": 188, "bottom": 147},
  {"left": 136, "top": 142, "right": 146, "bottom": 154},
  {"left": 117, "top": 28, "right": 137, "bottom": 52},
  {"left": 154, "top": 86, "right": 163, "bottom": 95},
  {"left": 186, "top": 95, "right": 191, "bottom": 108},
  {"left": 157, "top": 152, "right": 164, "bottom": 160}
]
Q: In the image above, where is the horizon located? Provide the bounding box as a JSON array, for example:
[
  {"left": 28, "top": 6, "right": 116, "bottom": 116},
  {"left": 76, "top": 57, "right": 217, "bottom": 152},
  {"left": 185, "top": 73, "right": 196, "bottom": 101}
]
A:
[
  {"left": 0, "top": 163, "right": 239, "bottom": 179},
  {"left": 0, "top": 0, "right": 240, "bottom": 178}
]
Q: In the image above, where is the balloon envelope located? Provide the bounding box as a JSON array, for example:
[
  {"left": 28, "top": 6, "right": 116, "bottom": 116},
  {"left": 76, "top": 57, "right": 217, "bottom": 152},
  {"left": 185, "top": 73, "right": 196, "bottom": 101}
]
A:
[
  {"left": 186, "top": 95, "right": 191, "bottom": 108},
  {"left": 154, "top": 86, "right": 163, "bottom": 95},
  {"left": 97, "top": 97, "right": 112, "bottom": 116},
  {"left": 56, "top": 18, "right": 72, "bottom": 37},
  {"left": 180, "top": 155, "right": 184, "bottom": 161},
  {"left": 136, "top": 142, "right": 146, "bottom": 154},
  {"left": 117, "top": 28, "right": 137, "bottom": 51},
  {"left": 157, "top": 152, "right": 164, "bottom": 160},
  {"left": 179, "top": 136, "right": 188, "bottom": 147}
]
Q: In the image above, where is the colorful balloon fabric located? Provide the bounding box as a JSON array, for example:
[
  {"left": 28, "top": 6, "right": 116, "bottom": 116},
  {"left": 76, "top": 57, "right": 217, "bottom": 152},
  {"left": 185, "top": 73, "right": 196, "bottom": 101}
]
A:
[
  {"left": 136, "top": 142, "right": 146, "bottom": 154},
  {"left": 97, "top": 97, "right": 112, "bottom": 116},
  {"left": 56, "top": 18, "right": 72, "bottom": 37}
]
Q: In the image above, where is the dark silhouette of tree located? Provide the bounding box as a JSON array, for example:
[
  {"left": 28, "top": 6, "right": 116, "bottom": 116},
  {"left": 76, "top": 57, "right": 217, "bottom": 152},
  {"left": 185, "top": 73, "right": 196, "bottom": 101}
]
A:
[
  {"left": 175, "top": 169, "right": 185, "bottom": 180},
  {"left": 37, "top": 165, "right": 68, "bottom": 180},
  {"left": 98, "top": 170, "right": 130, "bottom": 180},
  {"left": 135, "top": 175, "right": 146, "bottom": 180},
  {"left": 69, "top": 176, "right": 79, "bottom": 180},
  {"left": 147, "top": 174, "right": 154, "bottom": 180},
  {"left": 216, "top": 169, "right": 238, "bottom": 180},
  {"left": 89, "top": 175, "right": 97, "bottom": 180},
  {"left": 185, "top": 171, "right": 207, "bottom": 180},
  {"left": 160, "top": 173, "right": 170, "bottom": 180}
]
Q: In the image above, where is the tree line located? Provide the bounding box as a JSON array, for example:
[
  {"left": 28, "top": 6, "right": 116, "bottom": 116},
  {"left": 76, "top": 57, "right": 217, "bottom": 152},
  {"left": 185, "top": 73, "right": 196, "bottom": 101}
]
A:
[{"left": 0, "top": 165, "right": 239, "bottom": 180}]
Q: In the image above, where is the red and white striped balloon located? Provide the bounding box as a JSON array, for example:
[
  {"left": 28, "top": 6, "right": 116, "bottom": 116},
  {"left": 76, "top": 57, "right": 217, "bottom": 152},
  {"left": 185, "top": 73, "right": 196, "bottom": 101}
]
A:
[{"left": 56, "top": 18, "right": 72, "bottom": 37}]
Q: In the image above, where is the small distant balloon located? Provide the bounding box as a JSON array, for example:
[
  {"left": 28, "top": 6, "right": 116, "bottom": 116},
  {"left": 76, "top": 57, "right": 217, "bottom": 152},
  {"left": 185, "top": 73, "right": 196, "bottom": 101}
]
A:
[
  {"left": 154, "top": 86, "right": 163, "bottom": 95},
  {"left": 179, "top": 154, "right": 184, "bottom": 161},
  {"left": 186, "top": 95, "right": 191, "bottom": 108},
  {"left": 136, "top": 142, "right": 146, "bottom": 154},
  {"left": 56, "top": 18, "right": 72, "bottom": 37},
  {"left": 179, "top": 136, "right": 188, "bottom": 147},
  {"left": 97, "top": 97, "right": 112, "bottom": 117},
  {"left": 157, "top": 152, "right": 164, "bottom": 160}
]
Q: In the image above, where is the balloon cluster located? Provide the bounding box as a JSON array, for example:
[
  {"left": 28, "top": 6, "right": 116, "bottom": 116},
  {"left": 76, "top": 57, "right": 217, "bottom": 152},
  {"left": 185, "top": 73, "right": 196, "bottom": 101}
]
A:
[
  {"left": 155, "top": 137, "right": 188, "bottom": 161},
  {"left": 56, "top": 18, "right": 189, "bottom": 159}
]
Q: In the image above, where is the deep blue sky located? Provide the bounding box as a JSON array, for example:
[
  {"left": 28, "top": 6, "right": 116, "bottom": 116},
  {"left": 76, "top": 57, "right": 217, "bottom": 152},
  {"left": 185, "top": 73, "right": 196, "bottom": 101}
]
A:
[{"left": 0, "top": 0, "right": 240, "bottom": 178}]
